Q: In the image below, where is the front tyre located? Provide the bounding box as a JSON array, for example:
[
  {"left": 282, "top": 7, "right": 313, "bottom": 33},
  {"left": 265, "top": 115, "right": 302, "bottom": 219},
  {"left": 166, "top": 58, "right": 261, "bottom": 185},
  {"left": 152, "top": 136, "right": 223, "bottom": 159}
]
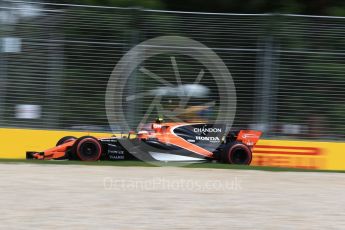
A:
[
  {"left": 56, "top": 136, "right": 77, "bottom": 146},
  {"left": 221, "top": 141, "right": 252, "bottom": 165},
  {"left": 72, "top": 136, "right": 102, "bottom": 161}
]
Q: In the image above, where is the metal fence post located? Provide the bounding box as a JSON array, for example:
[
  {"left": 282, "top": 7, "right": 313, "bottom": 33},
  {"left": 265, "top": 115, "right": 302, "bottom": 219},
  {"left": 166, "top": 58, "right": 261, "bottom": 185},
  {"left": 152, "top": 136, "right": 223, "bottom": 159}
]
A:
[
  {"left": 44, "top": 14, "right": 64, "bottom": 129},
  {"left": 126, "top": 8, "right": 141, "bottom": 130},
  {"left": 0, "top": 36, "right": 6, "bottom": 127},
  {"left": 0, "top": 4, "right": 9, "bottom": 127},
  {"left": 258, "top": 35, "right": 274, "bottom": 135}
]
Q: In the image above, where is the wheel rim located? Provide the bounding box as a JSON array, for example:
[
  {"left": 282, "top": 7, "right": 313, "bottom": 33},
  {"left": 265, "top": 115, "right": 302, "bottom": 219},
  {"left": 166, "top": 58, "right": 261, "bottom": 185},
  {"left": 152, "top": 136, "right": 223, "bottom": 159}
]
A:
[
  {"left": 77, "top": 138, "right": 101, "bottom": 161},
  {"left": 80, "top": 143, "right": 98, "bottom": 156},
  {"left": 229, "top": 147, "right": 251, "bottom": 164}
]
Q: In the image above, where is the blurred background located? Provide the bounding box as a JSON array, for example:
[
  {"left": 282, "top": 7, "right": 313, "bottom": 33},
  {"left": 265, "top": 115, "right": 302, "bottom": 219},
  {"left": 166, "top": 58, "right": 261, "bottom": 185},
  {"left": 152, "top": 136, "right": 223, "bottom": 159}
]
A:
[{"left": 0, "top": 0, "right": 344, "bottom": 140}]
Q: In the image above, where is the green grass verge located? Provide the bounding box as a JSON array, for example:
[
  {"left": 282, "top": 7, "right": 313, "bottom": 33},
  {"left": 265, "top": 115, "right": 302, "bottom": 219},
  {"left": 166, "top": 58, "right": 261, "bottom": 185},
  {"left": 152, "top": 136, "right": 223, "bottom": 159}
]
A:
[{"left": 0, "top": 158, "right": 344, "bottom": 173}]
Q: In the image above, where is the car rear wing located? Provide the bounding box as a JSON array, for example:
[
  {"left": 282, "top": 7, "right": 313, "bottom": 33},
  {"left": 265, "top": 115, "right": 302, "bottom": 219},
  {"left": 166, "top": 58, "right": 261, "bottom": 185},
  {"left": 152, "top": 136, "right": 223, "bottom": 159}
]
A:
[{"left": 236, "top": 130, "right": 262, "bottom": 147}]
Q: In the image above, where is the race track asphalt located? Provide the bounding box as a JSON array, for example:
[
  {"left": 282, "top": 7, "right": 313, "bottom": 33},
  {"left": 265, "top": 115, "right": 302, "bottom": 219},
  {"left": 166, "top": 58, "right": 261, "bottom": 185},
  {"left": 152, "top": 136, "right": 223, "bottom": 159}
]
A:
[{"left": 0, "top": 163, "right": 344, "bottom": 229}]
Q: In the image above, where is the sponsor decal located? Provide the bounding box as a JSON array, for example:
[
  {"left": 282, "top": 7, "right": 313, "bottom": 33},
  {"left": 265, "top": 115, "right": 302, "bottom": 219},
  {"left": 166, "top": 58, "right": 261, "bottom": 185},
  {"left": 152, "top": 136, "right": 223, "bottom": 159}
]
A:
[
  {"left": 152, "top": 123, "right": 162, "bottom": 129},
  {"left": 108, "top": 149, "right": 125, "bottom": 160},
  {"left": 241, "top": 133, "right": 258, "bottom": 139},
  {"left": 193, "top": 127, "right": 222, "bottom": 135},
  {"left": 252, "top": 145, "right": 325, "bottom": 169},
  {"left": 195, "top": 136, "right": 220, "bottom": 143}
]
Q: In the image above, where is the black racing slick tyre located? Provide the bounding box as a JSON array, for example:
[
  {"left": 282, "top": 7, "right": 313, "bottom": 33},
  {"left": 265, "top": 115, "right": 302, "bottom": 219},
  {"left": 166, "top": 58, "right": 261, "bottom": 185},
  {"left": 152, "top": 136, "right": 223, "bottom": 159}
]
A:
[
  {"left": 221, "top": 141, "right": 252, "bottom": 165},
  {"left": 56, "top": 136, "right": 77, "bottom": 146},
  {"left": 71, "top": 136, "right": 102, "bottom": 161}
]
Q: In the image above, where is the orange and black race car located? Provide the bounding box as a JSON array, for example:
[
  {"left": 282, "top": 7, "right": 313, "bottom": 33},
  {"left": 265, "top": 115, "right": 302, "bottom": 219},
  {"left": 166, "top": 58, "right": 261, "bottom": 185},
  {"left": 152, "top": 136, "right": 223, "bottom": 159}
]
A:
[{"left": 26, "top": 121, "right": 262, "bottom": 165}]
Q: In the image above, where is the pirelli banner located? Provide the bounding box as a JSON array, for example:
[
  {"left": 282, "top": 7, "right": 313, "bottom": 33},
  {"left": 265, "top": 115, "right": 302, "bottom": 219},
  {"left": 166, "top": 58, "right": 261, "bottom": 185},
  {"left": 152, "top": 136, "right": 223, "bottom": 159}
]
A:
[
  {"left": 0, "top": 128, "right": 344, "bottom": 171},
  {"left": 252, "top": 140, "right": 345, "bottom": 170}
]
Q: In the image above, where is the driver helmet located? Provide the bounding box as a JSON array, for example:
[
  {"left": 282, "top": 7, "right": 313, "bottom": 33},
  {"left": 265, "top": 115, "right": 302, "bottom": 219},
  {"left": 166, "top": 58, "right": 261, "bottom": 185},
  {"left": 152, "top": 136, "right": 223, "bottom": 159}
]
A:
[{"left": 155, "top": 115, "right": 164, "bottom": 123}]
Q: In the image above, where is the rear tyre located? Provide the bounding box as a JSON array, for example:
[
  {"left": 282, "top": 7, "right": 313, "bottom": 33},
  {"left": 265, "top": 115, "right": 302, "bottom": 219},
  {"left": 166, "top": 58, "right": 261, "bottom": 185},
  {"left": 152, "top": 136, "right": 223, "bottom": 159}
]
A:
[
  {"left": 56, "top": 136, "right": 77, "bottom": 146},
  {"left": 71, "top": 136, "right": 102, "bottom": 161},
  {"left": 221, "top": 141, "right": 252, "bottom": 165}
]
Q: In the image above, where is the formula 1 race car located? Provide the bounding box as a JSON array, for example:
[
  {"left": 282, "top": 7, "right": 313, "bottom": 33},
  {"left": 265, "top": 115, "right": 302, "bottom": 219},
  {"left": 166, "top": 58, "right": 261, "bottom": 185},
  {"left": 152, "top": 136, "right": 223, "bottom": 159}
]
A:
[{"left": 26, "top": 121, "right": 262, "bottom": 165}]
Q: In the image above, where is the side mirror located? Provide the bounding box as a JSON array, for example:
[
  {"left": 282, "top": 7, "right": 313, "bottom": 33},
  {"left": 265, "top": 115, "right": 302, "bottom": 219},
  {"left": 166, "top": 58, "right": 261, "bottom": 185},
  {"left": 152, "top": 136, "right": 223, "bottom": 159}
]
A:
[{"left": 128, "top": 130, "right": 136, "bottom": 139}]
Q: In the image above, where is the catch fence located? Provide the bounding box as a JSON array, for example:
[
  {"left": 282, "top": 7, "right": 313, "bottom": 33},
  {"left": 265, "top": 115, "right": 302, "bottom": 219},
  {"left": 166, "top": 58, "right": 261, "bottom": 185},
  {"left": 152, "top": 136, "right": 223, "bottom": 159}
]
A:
[{"left": 0, "top": 1, "right": 344, "bottom": 140}]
